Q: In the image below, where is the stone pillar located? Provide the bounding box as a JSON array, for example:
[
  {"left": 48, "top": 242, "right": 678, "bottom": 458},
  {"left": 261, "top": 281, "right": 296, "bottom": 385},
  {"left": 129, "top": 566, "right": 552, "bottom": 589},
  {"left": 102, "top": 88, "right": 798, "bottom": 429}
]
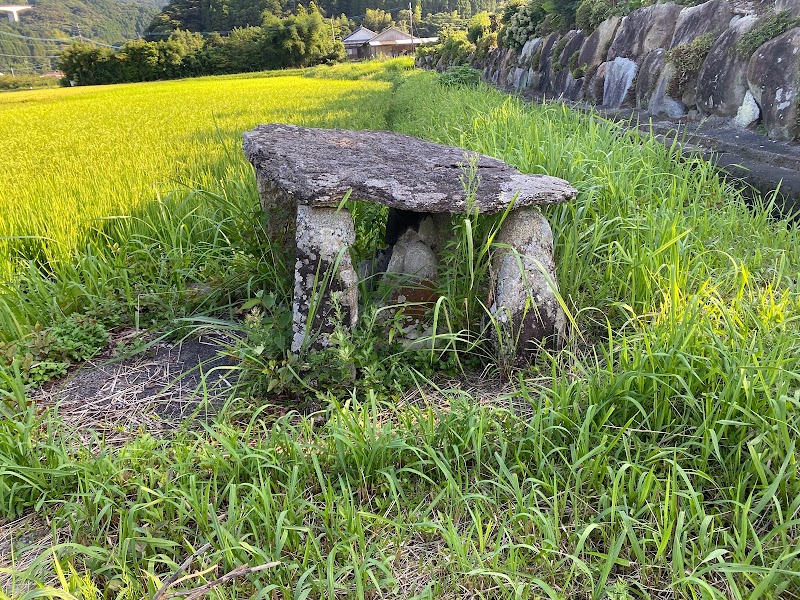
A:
[
  {"left": 291, "top": 205, "right": 359, "bottom": 352},
  {"left": 255, "top": 173, "right": 297, "bottom": 249},
  {"left": 489, "top": 207, "right": 567, "bottom": 362}
]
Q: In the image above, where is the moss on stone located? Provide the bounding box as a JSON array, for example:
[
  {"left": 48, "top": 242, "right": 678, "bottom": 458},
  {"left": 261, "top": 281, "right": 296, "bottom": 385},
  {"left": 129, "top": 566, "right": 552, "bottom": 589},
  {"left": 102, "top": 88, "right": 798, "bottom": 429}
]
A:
[
  {"left": 737, "top": 11, "right": 799, "bottom": 58},
  {"left": 666, "top": 32, "right": 715, "bottom": 98}
]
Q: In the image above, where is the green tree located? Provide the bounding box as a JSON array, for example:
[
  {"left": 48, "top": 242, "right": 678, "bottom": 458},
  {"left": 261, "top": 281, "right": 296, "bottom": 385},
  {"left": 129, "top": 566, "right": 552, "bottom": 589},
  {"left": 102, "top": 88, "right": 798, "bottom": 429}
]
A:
[
  {"left": 414, "top": 10, "right": 467, "bottom": 37},
  {"left": 396, "top": 9, "right": 411, "bottom": 32},
  {"left": 57, "top": 43, "right": 119, "bottom": 85},
  {"left": 362, "top": 8, "right": 392, "bottom": 31},
  {"left": 118, "top": 38, "right": 160, "bottom": 81},
  {"left": 466, "top": 10, "right": 491, "bottom": 42}
]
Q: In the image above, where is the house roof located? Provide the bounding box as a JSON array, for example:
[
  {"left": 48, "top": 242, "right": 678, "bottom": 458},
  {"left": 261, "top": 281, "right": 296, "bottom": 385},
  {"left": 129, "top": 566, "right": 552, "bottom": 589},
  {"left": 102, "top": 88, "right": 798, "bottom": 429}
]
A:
[
  {"left": 367, "top": 26, "right": 413, "bottom": 43},
  {"left": 368, "top": 36, "right": 438, "bottom": 46},
  {"left": 342, "top": 26, "right": 377, "bottom": 45},
  {"left": 366, "top": 26, "right": 437, "bottom": 46},
  {"left": 344, "top": 25, "right": 437, "bottom": 48}
]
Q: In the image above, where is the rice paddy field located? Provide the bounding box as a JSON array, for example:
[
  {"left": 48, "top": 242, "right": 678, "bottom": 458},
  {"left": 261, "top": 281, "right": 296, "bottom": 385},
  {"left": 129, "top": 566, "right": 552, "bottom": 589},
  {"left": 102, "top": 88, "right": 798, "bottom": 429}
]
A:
[{"left": 1, "top": 59, "right": 800, "bottom": 599}]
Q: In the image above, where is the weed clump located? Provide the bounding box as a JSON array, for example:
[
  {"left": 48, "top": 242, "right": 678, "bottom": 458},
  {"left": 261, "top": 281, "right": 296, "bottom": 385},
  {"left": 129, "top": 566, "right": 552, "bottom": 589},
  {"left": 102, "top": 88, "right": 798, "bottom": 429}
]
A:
[
  {"left": 530, "top": 49, "right": 542, "bottom": 71},
  {"left": 434, "top": 30, "right": 475, "bottom": 66},
  {"left": 575, "top": 0, "right": 614, "bottom": 31},
  {"left": 568, "top": 50, "right": 583, "bottom": 77},
  {"left": 0, "top": 314, "right": 110, "bottom": 387},
  {"left": 666, "top": 32, "right": 716, "bottom": 98},
  {"left": 550, "top": 35, "right": 571, "bottom": 71},
  {"left": 439, "top": 65, "right": 482, "bottom": 87}
]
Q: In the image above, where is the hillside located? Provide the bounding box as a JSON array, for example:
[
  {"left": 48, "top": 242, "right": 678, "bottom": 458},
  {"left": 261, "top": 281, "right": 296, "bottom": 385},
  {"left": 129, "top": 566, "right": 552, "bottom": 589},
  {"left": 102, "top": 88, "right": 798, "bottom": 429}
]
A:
[{"left": 0, "top": 0, "right": 167, "bottom": 74}]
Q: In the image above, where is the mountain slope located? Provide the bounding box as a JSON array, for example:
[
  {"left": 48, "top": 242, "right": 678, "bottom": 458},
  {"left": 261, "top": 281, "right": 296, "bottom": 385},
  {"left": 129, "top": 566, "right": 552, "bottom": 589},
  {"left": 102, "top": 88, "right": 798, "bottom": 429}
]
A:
[{"left": 0, "top": 0, "right": 168, "bottom": 74}]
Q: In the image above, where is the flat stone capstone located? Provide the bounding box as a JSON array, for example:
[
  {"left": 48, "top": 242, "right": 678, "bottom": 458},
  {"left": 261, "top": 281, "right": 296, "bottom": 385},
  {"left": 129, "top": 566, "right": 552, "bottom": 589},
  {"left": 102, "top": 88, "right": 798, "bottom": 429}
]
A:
[{"left": 243, "top": 123, "right": 577, "bottom": 213}]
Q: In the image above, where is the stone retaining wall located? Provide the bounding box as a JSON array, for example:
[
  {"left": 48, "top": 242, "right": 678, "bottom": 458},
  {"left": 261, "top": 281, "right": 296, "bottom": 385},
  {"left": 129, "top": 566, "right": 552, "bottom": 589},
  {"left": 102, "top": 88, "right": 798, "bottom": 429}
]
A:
[{"left": 418, "top": 0, "right": 800, "bottom": 141}]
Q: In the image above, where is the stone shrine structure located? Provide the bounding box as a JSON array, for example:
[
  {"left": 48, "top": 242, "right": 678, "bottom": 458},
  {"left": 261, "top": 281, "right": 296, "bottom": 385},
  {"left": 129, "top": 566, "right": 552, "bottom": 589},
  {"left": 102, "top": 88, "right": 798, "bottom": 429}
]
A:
[{"left": 243, "top": 123, "right": 577, "bottom": 361}]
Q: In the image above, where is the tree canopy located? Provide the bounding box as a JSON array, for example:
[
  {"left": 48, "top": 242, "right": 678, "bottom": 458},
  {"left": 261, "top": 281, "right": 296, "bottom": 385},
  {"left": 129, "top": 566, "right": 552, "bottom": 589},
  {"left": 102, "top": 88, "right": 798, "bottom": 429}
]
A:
[
  {"left": 144, "top": 0, "right": 499, "bottom": 38},
  {"left": 58, "top": 4, "right": 345, "bottom": 84}
]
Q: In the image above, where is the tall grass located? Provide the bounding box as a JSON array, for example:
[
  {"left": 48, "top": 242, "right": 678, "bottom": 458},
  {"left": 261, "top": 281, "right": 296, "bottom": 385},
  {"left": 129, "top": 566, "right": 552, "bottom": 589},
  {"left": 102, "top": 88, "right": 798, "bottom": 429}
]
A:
[
  {"left": 0, "top": 65, "right": 799, "bottom": 598},
  {"left": 0, "top": 69, "right": 399, "bottom": 341}
]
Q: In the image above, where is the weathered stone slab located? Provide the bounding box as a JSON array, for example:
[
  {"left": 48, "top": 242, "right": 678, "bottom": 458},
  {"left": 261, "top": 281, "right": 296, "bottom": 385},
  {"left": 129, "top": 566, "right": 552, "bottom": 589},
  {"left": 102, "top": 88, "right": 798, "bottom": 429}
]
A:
[
  {"left": 560, "top": 30, "right": 585, "bottom": 67},
  {"left": 490, "top": 207, "right": 566, "bottom": 358},
  {"left": 669, "top": 0, "right": 731, "bottom": 48},
  {"left": 245, "top": 124, "right": 577, "bottom": 358},
  {"left": 577, "top": 16, "right": 621, "bottom": 71},
  {"left": 607, "top": 3, "right": 683, "bottom": 62},
  {"left": 291, "top": 206, "right": 359, "bottom": 352},
  {"left": 776, "top": 0, "right": 800, "bottom": 18},
  {"left": 243, "top": 124, "right": 577, "bottom": 214},
  {"left": 584, "top": 61, "right": 608, "bottom": 104},
  {"left": 637, "top": 49, "right": 686, "bottom": 118},
  {"left": 696, "top": 15, "right": 757, "bottom": 117},
  {"left": 735, "top": 90, "right": 760, "bottom": 127},
  {"left": 534, "top": 32, "right": 561, "bottom": 94},
  {"left": 747, "top": 27, "right": 800, "bottom": 140},
  {"left": 520, "top": 37, "right": 542, "bottom": 62},
  {"left": 603, "top": 57, "right": 637, "bottom": 108},
  {"left": 554, "top": 30, "right": 586, "bottom": 98}
]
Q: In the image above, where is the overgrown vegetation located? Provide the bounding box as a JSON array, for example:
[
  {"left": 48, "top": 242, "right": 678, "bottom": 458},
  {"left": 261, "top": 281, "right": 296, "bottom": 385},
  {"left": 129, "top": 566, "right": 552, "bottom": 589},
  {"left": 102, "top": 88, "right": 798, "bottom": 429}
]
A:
[
  {"left": 737, "top": 10, "right": 800, "bottom": 57},
  {"left": 502, "top": 0, "right": 546, "bottom": 49},
  {"left": 466, "top": 10, "right": 493, "bottom": 43},
  {"left": 0, "top": 75, "right": 61, "bottom": 91},
  {"left": 574, "top": 0, "right": 613, "bottom": 31},
  {"left": 530, "top": 48, "right": 541, "bottom": 70},
  {"left": 568, "top": 49, "right": 582, "bottom": 77},
  {"left": 438, "top": 64, "right": 482, "bottom": 86},
  {"left": 550, "top": 33, "right": 570, "bottom": 71},
  {"left": 0, "top": 314, "right": 110, "bottom": 387},
  {"left": 2, "top": 62, "right": 800, "bottom": 597},
  {"left": 665, "top": 32, "right": 715, "bottom": 98},
  {"left": 59, "top": 7, "right": 346, "bottom": 85},
  {"left": 425, "top": 28, "right": 474, "bottom": 65}
]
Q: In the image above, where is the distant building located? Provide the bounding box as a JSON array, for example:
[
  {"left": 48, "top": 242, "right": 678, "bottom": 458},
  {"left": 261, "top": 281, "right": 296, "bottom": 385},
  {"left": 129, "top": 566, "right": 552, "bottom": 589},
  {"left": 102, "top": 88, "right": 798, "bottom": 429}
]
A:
[
  {"left": 343, "top": 26, "right": 377, "bottom": 60},
  {"left": 342, "top": 26, "right": 438, "bottom": 60}
]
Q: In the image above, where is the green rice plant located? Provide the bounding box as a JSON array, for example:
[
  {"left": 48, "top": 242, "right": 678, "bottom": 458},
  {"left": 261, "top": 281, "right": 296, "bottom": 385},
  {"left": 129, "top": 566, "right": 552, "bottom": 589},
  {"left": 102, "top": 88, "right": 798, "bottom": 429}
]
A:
[
  {"left": 2, "top": 63, "right": 800, "bottom": 599},
  {"left": 0, "top": 69, "right": 395, "bottom": 349}
]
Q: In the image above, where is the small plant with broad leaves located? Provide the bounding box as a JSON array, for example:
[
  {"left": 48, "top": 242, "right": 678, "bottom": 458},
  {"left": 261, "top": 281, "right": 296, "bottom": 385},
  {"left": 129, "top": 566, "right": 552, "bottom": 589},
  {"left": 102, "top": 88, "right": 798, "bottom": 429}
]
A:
[
  {"left": 439, "top": 65, "right": 482, "bottom": 88},
  {"left": 0, "top": 314, "right": 110, "bottom": 388}
]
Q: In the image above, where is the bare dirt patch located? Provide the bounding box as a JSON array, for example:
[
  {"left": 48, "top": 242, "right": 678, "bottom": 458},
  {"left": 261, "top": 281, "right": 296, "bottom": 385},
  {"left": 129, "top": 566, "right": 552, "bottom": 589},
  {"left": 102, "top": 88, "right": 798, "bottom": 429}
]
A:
[{"left": 34, "top": 332, "right": 240, "bottom": 447}]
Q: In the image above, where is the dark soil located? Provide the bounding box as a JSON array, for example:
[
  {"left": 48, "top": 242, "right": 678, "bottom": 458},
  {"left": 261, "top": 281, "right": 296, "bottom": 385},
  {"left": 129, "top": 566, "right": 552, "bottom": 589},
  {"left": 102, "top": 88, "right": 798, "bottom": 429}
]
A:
[{"left": 36, "top": 333, "right": 239, "bottom": 445}]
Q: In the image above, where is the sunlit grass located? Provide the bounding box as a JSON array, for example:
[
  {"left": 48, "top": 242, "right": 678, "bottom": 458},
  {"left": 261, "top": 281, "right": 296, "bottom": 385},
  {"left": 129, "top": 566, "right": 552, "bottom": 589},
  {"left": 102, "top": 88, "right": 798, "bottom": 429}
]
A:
[
  {"left": 0, "top": 62, "right": 799, "bottom": 598},
  {"left": 0, "top": 71, "right": 394, "bottom": 277}
]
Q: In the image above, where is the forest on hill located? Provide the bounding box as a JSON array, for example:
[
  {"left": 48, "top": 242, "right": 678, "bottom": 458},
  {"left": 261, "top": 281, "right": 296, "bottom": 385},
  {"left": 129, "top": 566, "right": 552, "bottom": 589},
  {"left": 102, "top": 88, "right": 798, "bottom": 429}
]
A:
[
  {"left": 145, "top": 0, "right": 498, "bottom": 38},
  {"left": 0, "top": 0, "right": 166, "bottom": 74}
]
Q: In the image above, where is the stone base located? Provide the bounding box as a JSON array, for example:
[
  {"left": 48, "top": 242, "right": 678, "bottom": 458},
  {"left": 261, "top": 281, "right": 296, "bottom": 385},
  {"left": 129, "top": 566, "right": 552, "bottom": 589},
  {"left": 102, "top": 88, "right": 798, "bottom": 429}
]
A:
[
  {"left": 291, "top": 206, "right": 359, "bottom": 352},
  {"left": 489, "top": 207, "right": 567, "bottom": 362}
]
